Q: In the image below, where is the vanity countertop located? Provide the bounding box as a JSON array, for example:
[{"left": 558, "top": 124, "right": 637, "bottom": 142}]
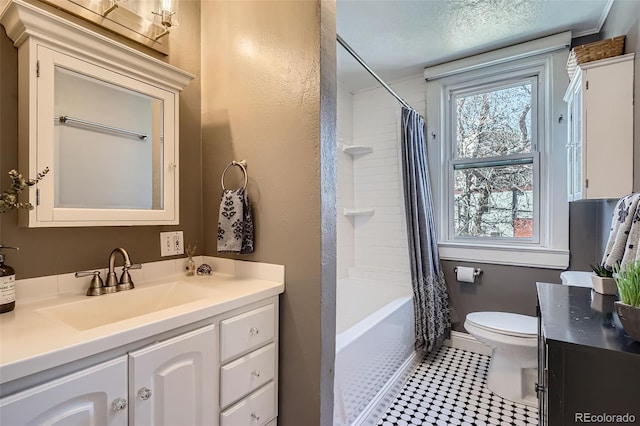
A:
[
  {"left": 0, "top": 269, "right": 284, "bottom": 385},
  {"left": 536, "top": 282, "right": 640, "bottom": 355}
]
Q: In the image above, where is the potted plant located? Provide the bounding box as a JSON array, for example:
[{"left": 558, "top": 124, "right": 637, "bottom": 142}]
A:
[
  {"left": 0, "top": 168, "right": 49, "bottom": 213},
  {"left": 590, "top": 263, "right": 618, "bottom": 295},
  {"left": 613, "top": 261, "right": 640, "bottom": 342},
  {"left": 0, "top": 168, "right": 48, "bottom": 313}
]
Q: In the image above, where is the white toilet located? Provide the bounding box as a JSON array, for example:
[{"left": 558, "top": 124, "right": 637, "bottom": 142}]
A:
[{"left": 464, "top": 311, "right": 538, "bottom": 407}]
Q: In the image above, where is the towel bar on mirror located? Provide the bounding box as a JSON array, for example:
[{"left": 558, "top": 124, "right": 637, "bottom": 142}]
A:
[
  {"left": 221, "top": 160, "right": 248, "bottom": 191},
  {"left": 55, "top": 115, "right": 149, "bottom": 140}
]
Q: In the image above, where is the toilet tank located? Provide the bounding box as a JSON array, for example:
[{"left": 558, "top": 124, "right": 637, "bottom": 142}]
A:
[{"left": 559, "top": 271, "right": 593, "bottom": 288}]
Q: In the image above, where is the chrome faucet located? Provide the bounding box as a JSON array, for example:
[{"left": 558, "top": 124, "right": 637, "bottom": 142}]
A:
[
  {"left": 75, "top": 248, "right": 142, "bottom": 295},
  {"left": 104, "top": 248, "right": 142, "bottom": 293},
  {"left": 75, "top": 270, "right": 105, "bottom": 296}
]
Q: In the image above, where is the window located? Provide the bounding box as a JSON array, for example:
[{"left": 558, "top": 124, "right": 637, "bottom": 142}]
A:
[
  {"left": 450, "top": 77, "right": 538, "bottom": 242},
  {"left": 424, "top": 35, "right": 570, "bottom": 269}
]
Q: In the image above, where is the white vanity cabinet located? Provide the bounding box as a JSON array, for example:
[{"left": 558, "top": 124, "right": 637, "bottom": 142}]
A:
[
  {"left": 0, "top": 297, "right": 280, "bottom": 426},
  {"left": 564, "top": 53, "right": 634, "bottom": 201},
  {"left": 128, "top": 325, "right": 217, "bottom": 426},
  {"left": 0, "top": 356, "right": 128, "bottom": 425},
  {"left": 219, "top": 304, "right": 278, "bottom": 426},
  {"left": 0, "top": 325, "right": 217, "bottom": 426}
]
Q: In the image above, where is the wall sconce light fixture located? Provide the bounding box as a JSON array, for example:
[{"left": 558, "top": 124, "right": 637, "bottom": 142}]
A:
[
  {"left": 102, "top": 0, "right": 119, "bottom": 17},
  {"left": 37, "top": 0, "right": 175, "bottom": 54},
  {"left": 152, "top": 0, "right": 178, "bottom": 40}
]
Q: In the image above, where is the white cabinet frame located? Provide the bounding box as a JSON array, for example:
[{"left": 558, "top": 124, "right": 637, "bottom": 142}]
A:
[
  {"left": 0, "top": 0, "right": 193, "bottom": 227},
  {"left": 564, "top": 53, "right": 634, "bottom": 201}
]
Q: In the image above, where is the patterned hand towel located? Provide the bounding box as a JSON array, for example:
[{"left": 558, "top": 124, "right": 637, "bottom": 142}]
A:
[
  {"left": 622, "top": 198, "right": 640, "bottom": 265},
  {"left": 217, "top": 188, "right": 254, "bottom": 254},
  {"left": 602, "top": 193, "right": 640, "bottom": 268}
]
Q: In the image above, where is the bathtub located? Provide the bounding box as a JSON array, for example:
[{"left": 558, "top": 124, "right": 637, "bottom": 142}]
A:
[{"left": 334, "top": 277, "right": 416, "bottom": 426}]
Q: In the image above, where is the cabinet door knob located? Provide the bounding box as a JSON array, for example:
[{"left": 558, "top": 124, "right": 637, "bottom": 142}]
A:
[
  {"left": 251, "top": 370, "right": 261, "bottom": 379},
  {"left": 250, "top": 413, "right": 260, "bottom": 422},
  {"left": 112, "top": 397, "right": 128, "bottom": 412},
  {"left": 138, "top": 387, "right": 152, "bottom": 400},
  {"left": 249, "top": 326, "right": 259, "bottom": 336}
]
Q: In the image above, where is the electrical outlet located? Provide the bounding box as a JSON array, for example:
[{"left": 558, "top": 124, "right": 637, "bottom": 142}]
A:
[
  {"left": 160, "top": 231, "right": 184, "bottom": 256},
  {"left": 160, "top": 232, "right": 172, "bottom": 256},
  {"left": 173, "top": 231, "right": 184, "bottom": 255}
]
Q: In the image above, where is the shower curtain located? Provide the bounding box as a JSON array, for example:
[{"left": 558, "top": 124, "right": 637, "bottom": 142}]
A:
[{"left": 400, "top": 107, "right": 450, "bottom": 352}]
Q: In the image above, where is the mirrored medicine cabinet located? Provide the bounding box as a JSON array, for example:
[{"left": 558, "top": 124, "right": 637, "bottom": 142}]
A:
[{"left": 0, "top": 0, "right": 193, "bottom": 227}]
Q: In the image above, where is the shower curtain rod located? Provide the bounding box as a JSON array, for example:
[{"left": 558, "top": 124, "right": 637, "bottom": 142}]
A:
[{"left": 337, "top": 34, "right": 412, "bottom": 111}]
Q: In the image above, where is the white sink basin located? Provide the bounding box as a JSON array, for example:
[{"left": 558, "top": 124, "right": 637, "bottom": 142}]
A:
[{"left": 39, "top": 282, "right": 218, "bottom": 331}]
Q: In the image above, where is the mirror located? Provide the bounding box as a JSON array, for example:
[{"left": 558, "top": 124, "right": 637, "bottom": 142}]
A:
[{"left": 54, "top": 66, "right": 165, "bottom": 211}]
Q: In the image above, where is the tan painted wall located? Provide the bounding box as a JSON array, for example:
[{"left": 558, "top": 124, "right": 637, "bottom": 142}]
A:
[
  {"left": 200, "top": 1, "right": 336, "bottom": 424},
  {"left": 0, "top": 0, "right": 203, "bottom": 277}
]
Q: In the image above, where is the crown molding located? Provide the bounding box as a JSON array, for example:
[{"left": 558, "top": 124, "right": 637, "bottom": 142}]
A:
[{"left": 0, "top": 0, "right": 193, "bottom": 91}]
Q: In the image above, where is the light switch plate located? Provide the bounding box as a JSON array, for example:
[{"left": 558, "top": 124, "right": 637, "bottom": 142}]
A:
[{"left": 160, "top": 231, "right": 184, "bottom": 256}]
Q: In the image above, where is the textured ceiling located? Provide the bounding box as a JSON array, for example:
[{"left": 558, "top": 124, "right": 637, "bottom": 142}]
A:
[{"left": 337, "top": 0, "right": 614, "bottom": 93}]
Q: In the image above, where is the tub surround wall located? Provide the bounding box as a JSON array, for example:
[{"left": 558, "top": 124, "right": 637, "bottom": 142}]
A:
[
  {"left": 200, "top": 1, "right": 336, "bottom": 425},
  {"left": 351, "top": 78, "right": 422, "bottom": 275},
  {"left": 337, "top": 77, "right": 425, "bottom": 281},
  {"left": 337, "top": 85, "right": 355, "bottom": 279}
]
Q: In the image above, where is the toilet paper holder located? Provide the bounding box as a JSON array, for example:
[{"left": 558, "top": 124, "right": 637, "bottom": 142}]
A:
[{"left": 454, "top": 267, "right": 483, "bottom": 277}]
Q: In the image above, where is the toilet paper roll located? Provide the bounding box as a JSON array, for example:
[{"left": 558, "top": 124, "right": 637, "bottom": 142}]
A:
[{"left": 456, "top": 266, "right": 476, "bottom": 283}]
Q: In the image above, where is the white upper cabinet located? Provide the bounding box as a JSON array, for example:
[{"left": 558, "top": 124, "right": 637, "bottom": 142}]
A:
[
  {"left": 564, "top": 53, "right": 634, "bottom": 201},
  {"left": 0, "top": 0, "right": 193, "bottom": 226}
]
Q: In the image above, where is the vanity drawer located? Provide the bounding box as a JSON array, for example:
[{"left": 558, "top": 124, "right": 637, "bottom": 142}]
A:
[
  {"left": 221, "top": 343, "right": 276, "bottom": 407},
  {"left": 220, "top": 382, "right": 276, "bottom": 426},
  {"left": 220, "top": 304, "right": 275, "bottom": 362}
]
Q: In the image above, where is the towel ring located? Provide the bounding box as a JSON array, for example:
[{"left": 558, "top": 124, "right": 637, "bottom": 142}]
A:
[{"left": 221, "top": 160, "right": 248, "bottom": 191}]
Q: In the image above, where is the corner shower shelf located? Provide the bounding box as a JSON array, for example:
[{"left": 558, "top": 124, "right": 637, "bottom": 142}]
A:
[
  {"left": 343, "top": 208, "right": 375, "bottom": 217},
  {"left": 342, "top": 145, "right": 373, "bottom": 156}
]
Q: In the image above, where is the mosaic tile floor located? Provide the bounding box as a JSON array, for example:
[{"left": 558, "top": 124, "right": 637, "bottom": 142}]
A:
[{"left": 377, "top": 346, "right": 538, "bottom": 426}]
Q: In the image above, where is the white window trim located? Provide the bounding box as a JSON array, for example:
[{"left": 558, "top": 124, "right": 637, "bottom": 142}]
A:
[
  {"left": 425, "top": 36, "right": 570, "bottom": 269},
  {"left": 448, "top": 75, "right": 540, "bottom": 245}
]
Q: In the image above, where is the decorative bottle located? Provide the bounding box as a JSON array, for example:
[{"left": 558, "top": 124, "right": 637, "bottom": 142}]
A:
[
  {"left": 185, "top": 244, "right": 197, "bottom": 277},
  {"left": 0, "top": 246, "right": 18, "bottom": 314},
  {"left": 186, "top": 257, "right": 196, "bottom": 276}
]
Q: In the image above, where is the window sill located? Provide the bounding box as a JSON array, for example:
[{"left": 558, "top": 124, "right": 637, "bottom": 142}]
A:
[{"left": 438, "top": 242, "right": 569, "bottom": 269}]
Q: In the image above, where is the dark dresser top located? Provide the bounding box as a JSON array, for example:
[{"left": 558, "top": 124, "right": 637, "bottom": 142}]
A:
[{"left": 536, "top": 282, "right": 640, "bottom": 355}]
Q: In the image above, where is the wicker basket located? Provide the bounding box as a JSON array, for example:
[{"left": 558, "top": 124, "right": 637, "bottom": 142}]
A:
[{"left": 566, "top": 35, "right": 625, "bottom": 80}]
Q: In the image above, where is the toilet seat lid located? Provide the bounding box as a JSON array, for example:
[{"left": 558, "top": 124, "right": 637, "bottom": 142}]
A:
[{"left": 466, "top": 312, "right": 537, "bottom": 338}]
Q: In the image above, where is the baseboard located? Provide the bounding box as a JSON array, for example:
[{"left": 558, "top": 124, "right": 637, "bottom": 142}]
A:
[
  {"left": 353, "top": 350, "right": 421, "bottom": 426},
  {"left": 444, "top": 330, "right": 491, "bottom": 356}
]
